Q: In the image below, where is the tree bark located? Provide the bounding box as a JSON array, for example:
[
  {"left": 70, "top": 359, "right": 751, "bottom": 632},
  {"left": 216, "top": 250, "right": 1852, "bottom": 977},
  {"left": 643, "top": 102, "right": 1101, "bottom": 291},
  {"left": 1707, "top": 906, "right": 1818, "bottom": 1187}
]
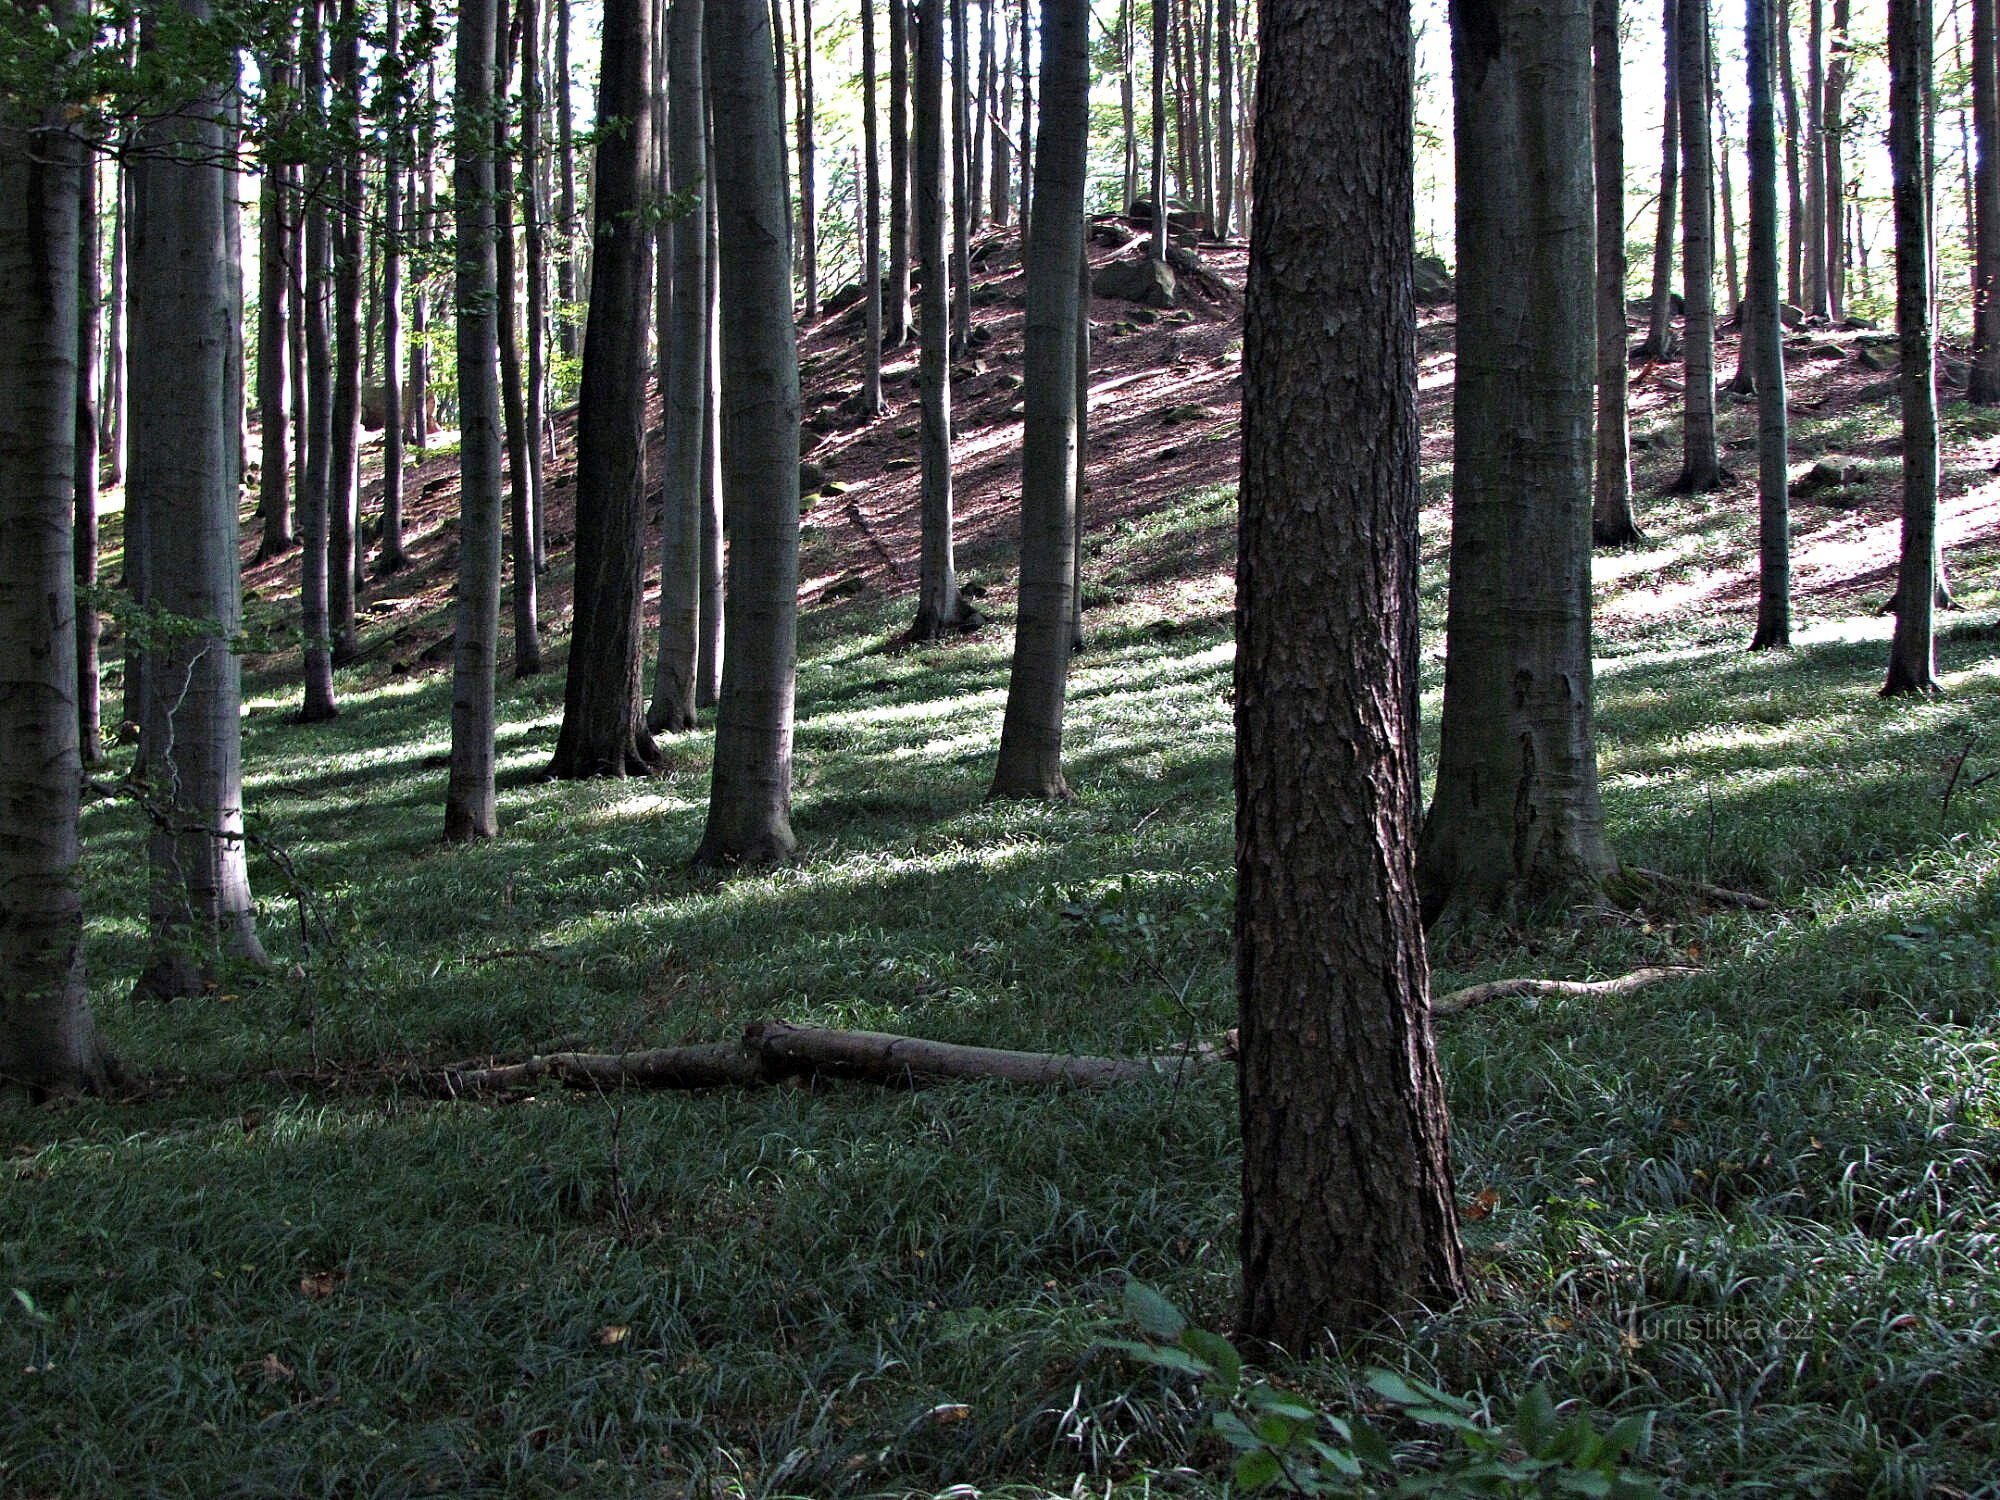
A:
[
  {"left": 1971, "top": 0, "right": 2000, "bottom": 402},
  {"left": 298, "top": 0, "right": 338, "bottom": 722},
  {"left": 494, "top": 12, "right": 542, "bottom": 677},
  {"left": 992, "top": 3, "right": 1013, "bottom": 224},
  {"left": 0, "top": 0, "right": 115, "bottom": 1093},
  {"left": 1237, "top": 0, "right": 1465, "bottom": 1348},
  {"left": 909, "top": 0, "right": 976, "bottom": 640},
  {"left": 555, "top": 0, "right": 579, "bottom": 360},
  {"left": 790, "top": 0, "right": 818, "bottom": 318},
  {"left": 131, "top": 0, "right": 268, "bottom": 995},
  {"left": 698, "top": 0, "right": 803, "bottom": 865},
  {"left": 1823, "top": 0, "right": 1850, "bottom": 320},
  {"left": 697, "top": 119, "right": 724, "bottom": 711},
  {"left": 1749, "top": 0, "right": 1792, "bottom": 649},
  {"left": 1717, "top": 86, "right": 1741, "bottom": 315},
  {"left": 1593, "top": 0, "right": 1640, "bottom": 547},
  {"left": 950, "top": 0, "right": 973, "bottom": 352},
  {"left": 1216, "top": 0, "right": 1235, "bottom": 237},
  {"left": 1017, "top": 0, "right": 1031, "bottom": 239},
  {"left": 328, "top": 0, "right": 364, "bottom": 661},
  {"left": 861, "top": 0, "right": 884, "bottom": 412},
  {"left": 650, "top": 0, "right": 710, "bottom": 735},
  {"left": 1885, "top": 0, "right": 1942, "bottom": 696},
  {"left": 1151, "top": 0, "right": 1170, "bottom": 261},
  {"left": 76, "top": 156, "right": 104, "bottom": 769},
  {"left": 257, "top": 49, "right": 294, "bottom": 561},
  {"left": 888, "top": 0, "right": 914, "bottom": 343},
  {"left": 1781, "top": 0, "right": 1805, "bottom": 306},
  {"left": 1805, "top": 0, "right": 1825, "bottom": 314},
  {"left": 974, "top": 0, "right": 994, "bottom": 226},
  {"left": 990, "top": 0, "right": 1088, "bottom": 799},
  {"left": 1674, "top": 0, "right": 1729, "bottom": 490},
  {"left": 1418, "top": 0, "right": 1616, "bottom": 927},
  {"left": 379, "top": 0, "right": 410, "bottom": 571},
  {"left": 1640, "top": 0, "right": 1681, "bottom": 359},
  {"left": 447, "top": 0, "right": 506, "bottom": 840},
  {"left": 103, "top": 161, "right": 127, "bottom": 489}
]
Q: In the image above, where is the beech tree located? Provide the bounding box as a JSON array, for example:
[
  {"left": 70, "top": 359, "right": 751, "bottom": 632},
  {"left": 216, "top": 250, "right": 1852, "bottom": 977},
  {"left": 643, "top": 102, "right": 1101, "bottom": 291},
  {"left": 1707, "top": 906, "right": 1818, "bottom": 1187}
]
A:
[
  {"left": 1639, "top": 0, "right": 1681, "bottom": 359},
  {"left": 1675, "top": 0, "right": 1728, "bottom": 491},
  {"left": 1749, "top": 0, "right": 1791, "bottom": 649},
  {"left": 0, "top": 0, "right": 116, "bottom": 1093},
  {"left": 1236, "top": 0, "right": 1465, "bottom": 1347},
  {"left": 888, "top": 0, "right": 912, "bottom": 343},
  {"left": 1417, "top": 0, "right": 1616, "bottom": 925},
  {"left": 861, "top": 0, "right": 884, "bottom": 412},
  {"left": 1593, "top": 0, "right": 1639, "bottom": 546},
  {"left": 698, "top": 0, "right": 803, "bottom": 865},
  {"left": 256, "top": 44, "right": 294, "bottom": 562},
  {"left": 378, "top": 0, "right": 410, "bottom": 571},
  {"left": 1971, "top": 0, "right": 2000, "bottom": 403},
  {"left": 990, "top": 0, "right": 1087, "bottom": 800},
  {"left": 76, "top": 158, "right": 105, "bottom": 769},
  {"left": 328, "top": 0, "right": 363, "bottom": 660},
  {"left": 298, "top": 0, "right": 339, "bottom": 721}
]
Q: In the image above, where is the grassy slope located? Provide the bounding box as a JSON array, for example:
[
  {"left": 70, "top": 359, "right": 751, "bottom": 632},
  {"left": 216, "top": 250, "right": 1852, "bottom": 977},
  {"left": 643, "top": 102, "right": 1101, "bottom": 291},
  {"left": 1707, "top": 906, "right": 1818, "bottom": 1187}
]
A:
[{"left": 6, "top": 309, "right": 2000, "bottom": 1495}]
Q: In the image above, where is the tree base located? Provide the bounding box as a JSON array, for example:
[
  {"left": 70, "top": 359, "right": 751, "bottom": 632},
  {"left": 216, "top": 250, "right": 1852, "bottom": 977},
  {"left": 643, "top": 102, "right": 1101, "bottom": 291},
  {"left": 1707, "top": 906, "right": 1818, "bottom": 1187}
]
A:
[
  {"left": 1668, "top": 463, "right": 1736, "bottom": 494},
  {"left": 1592, "top": 514, "right": 1646, "bottom": 548}
]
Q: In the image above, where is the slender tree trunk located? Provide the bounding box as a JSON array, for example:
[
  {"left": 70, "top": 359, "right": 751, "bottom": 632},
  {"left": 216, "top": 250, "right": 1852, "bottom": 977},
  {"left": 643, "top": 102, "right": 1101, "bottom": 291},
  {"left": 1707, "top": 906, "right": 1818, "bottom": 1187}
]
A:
[
  {"left": 1593, "top": 0, "right": 1640, "bottom": 547},
  {"left": 103, "top": 163, "right": 127, "bottom": 487},
  {"left": 950, "top": 0, "right": 973, "bottom": 351},
  {"left": 1419, "top": 0, "right": 1616, "bottom": 926},
  {"left": 1805, "top": 0, "right": 1826, "bottom": 314},
  {"left": 299, "top": 0, "right": 339, "bottom": 722},
  {"left": 75, "top": 156, "right": 104, "bottom": 770},
  {"left": 790, "top": 0, "right": 818, "bottom": 317},
  {"left": 1718, "top": 91, "right": 1742, "bottom": 314},
  {"left": 525, "top": 10, "right": 550, "bottom": 558},
  {"left": 1781, "top": 0, "right": 1805, "bottom": 306},
  {"left": 1885, "top": 0, "right": 1942, "bottom": 695},
  {"left": 380, "top": 0, "right": 410, "bottom": 571},
  {"left": 974, "top": 0, "right": 994, "bottom": 226},
  {"left": 1675, "top": 0, "right": 1729, "bottom": 490},
  {"left": 257, "top": 51, "right": 294, "bottom": 560},
  {"left": 131, "top": 1, "right": 268, "bottom": 995},
  {"left": 888, "top": 0, "right": 913, "bottom": 343},
  {"left": 1972, "top": 0, "right": 2000, "bottom": 401},
  {"left": 862, "top": 0, "right": 884, "bottom": 412},
  {"left": 697, "top": 125, "right": 724, "bottom": 711},
  {"left": 1824, "top": 0, "right": 1850, "bottom": 320},
  {"left": 1749, "top": 0, "right": 1791, "bottom": 649},
  {"left": 910, "top": 0, "right": 975, "bottom": 640},
  {"left": 328, "top": 0, "right": 363, "bottom": 661},
  {"left": 650, "top": 0, "right": 709, "bottom": 734},
  {"left": 992, "top": 4, "right": 1013, "bottom": 224},
  {"left": 1071, "top": 241, "right": 1088, "bottom": 651},
  {"left": 1216, "top": 0, "right": 1234, "bottom": 236},
  {"left": 1017, "top": 0, "right": 1031, "bottom": 239},
  {"left": 494, "top": 13, "right": 542, "bottom": 677},
  {"left": 447, "top": 0, "right": 506, "bottom": 840},
  {"left": 1237, "top": 0, "right": 1465, "bottom": 1349},
  {"left": 1152, "top": 0, "right": 1170, "bottom": 260},
  {"left": 991, "top": 0, "right": 1088, "bottom": 798},
  {"left": 1119, "top": 0, "right": 1137, "bottom": 211},
  {"left": 698, "top": 0, "right": 803, "bottom": 866},
  {"left": 1641, "top": 0, "right": 1682, "bottom": 358},
  {"left": 0, "top": 0, "right": 114, "bottom": 1092}
]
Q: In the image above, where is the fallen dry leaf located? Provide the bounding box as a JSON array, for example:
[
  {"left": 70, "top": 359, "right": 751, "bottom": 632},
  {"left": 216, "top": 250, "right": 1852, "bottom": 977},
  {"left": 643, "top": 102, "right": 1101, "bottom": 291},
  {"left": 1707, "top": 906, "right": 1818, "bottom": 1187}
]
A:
[{"left": 298, "top": 1270, "right": 346, "bottom": 1299}]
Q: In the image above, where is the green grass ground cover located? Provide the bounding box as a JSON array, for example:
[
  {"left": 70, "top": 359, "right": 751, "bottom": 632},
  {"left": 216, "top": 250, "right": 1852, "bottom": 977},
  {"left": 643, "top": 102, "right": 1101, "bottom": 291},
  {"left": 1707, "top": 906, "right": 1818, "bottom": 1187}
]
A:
[{"left": 7, "top": 420, "right": 2000, "bottom": 1495}]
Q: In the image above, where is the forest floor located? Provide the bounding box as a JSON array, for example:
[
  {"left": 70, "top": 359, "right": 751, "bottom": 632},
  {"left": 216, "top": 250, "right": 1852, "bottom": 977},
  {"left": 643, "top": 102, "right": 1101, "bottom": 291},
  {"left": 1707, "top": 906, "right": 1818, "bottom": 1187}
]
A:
[{"left": 7, "top": 238, "right": 2000, "bottom": 1496}]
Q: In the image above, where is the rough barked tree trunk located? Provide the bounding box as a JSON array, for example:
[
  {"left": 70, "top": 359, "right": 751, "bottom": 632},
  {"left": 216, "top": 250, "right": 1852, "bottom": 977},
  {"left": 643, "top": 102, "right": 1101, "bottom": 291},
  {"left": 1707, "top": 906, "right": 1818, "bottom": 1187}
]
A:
[
  {"left": 380, "top": 0, "right": 410, "bottom": 571},
  {"left": 447, "top": 0, "right": 506, "bottom": 840},
  {"left": 1418, "top": 0, "right": 1616, "bottom": 927},
  {"left": 861, "top": 0, "right": 884, "bottom": 412},
  {"left": 328, "top": 0, "right": 363, "bottom": 661},
  {"left": 298, "top": 0, "right": 338, "bottom": 722},
  {"left": 1640, "top": 0, "right": 1682, "bottom": 359},
  {"left": 553, "top": 0, "right": 662, "bottom": 776},
  {"left": 990, "top": 0, "right": 1088, "bottom": 800},
  {"left": 1237, "top": 0, "right": 1465, "bottom": 1349},
  {"left": 909, "top": 0, "right": 976, "bottom": 640},
  {"left": 1885, "top": 0, "right": 1943, "bottom": 695},
  {"left": 698, "top": 0, "right": 802, "bottom": 865},
  {"left": 1592, "top": 0, "right": 1640, "bottom": 547},
  {"left": 650, "top": 0, "right": 710, "bottom": 734},
  {"left": 76, "top": 155, "right": 105, "bottom": 769},
  {"left": 1750, "top": 0, "right": 1791, "bottom": 648},
  {"left": 257, "top": 49, "right": 295, "bottom": 561},
  {"left": 888, "top": 0, "right": 913, "bottom": 343},
  {"left": 1674, "top": 0, "right": 1729, "bottom": 490},
  {"left": 131, "top": 0, "right": 269, "bottom": 996},
  {"left": 0, "top": 5, "right": 116, "bottom": 1094},
  {"left": 1970, "top": 0, "right": 2000, "bottom": 402}
]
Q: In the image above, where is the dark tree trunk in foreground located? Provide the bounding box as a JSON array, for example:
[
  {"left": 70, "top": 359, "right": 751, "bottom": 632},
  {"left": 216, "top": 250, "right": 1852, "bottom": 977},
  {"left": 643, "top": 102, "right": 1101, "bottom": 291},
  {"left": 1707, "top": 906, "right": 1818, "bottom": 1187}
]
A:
[
  {"left": 1885, "top": 0, "right": 1943, "bottom": 696},
  {"left": 1640, "top": 0, "right": 1681, "bottom": 359},
  {"left": 76, "top": 157, "right": 105, "bottom": 768},
  {"left": 1593, "top": 0, "right": 1639, "bottom": 546},
  {"left": 1749, "top": 0, "right": 1791, "bottom": 649},
  {"left": 888, "top": 0, "right": 913, "bottom": 343},
  {"left": 447, "top": 0, "right": 505, "bottom": 840},
  {"left": 1237, "top": 0, "right": 1465, "bottom": 1349},
  {"left": 1970, "top": 0, "right": 2000, "bottom": 402},
  {"left": 862, "top": 0, "right": 884, "bottom": 412},
  {"left": 554, "top": 0, "right": 662, "bottom": 777},
  {"left": 131, "top": 1, "right": 268, "bottom": 996},
  {"left": 990, "top": 0, "right": 1088, "bottom": 799},
  {"left": 698, "top": 0, "right": 803, "bottom": 865},
  {"left": 1418, "top": 0, "right": 1616, "bottom": 927},
  {"left": 650, "top": 0, "right": 709, "bottom": 734},
  {"left": 909, "top": 0, "right": 976, "bottom": 640},
  {"left": 1674, "top": 0, "right": 1728, "bottom": 490},
  {"left": 0, "top": 6, "right": 115, "bottom": 1094}
]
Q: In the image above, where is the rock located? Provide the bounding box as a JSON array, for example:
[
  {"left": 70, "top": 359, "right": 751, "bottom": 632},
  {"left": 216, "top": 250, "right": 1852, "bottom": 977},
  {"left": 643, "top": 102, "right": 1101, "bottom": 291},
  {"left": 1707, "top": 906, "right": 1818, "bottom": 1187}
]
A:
[
  {"left": 1161, "top": 402, "right": 1217, "bottom": 425},
  {"left": 822, "top": 281, "right": 866, "bottom": 315},
  {"left": 992, "top": 371, "right": 1022, "bottom": 392},
  {"left": 1128, "top": 306, "right": 1158, "bottom": 325},
  {"left": 1842, "top": 315, "right": 1880, "bottom": 330},
  {"left": 1942, "top": 356, "right": 1971, "bottom": 389},
  {"left": 1413, "top": 254, "right": 1454, "bottom": 305},
  {"left": 1790, "top": 460, "right": 1862, "bottom": 498},
  {"left": 361, "top": 384, "right": 389, "bottom": 431},
  {"left": 952, "top": 360, "right": 985, "bottom": 382},
  {"left": 1093, "top": 255, "right": 1177, "bottom": 308},
  {"left": 968, "top": 324, "right": 996, "bottom": 348},
  {"left": 1088, "top": 218, "right": 1138, "bottom": 249},
  {"left": 971, "top": 284, "right": 1013, "bottom": 307},
  {"left": 1804, "top": 340, "right": 1846, "bottom": 359},
  {"left": 799, "top": 459, "right": 828, "bottom": 493},
  {"left": 1779, "top": 303, "right": 1806, "bottom": 329},
  {"left": 884, "top": 456, "right": 917, "bottom": 470},
  {"left": 1857, "top": 345, "right": 1897, "bottom": 372},
  {"left": 1124, "top": 198, "right": 1213, "bottom": 238},
  {"left": 800, "top": 427, "right": 827, "bottom": 454}
]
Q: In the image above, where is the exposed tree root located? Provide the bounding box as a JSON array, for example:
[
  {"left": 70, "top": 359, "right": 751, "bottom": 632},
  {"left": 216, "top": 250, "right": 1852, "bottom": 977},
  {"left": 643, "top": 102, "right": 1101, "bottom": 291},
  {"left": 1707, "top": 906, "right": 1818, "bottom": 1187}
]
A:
[
  {"left": 1620, "top": 866, "right": 1773, "bottom": 911},
  {"left": 1430, "top": 964, "right": 1704, "bottom": 1017}
]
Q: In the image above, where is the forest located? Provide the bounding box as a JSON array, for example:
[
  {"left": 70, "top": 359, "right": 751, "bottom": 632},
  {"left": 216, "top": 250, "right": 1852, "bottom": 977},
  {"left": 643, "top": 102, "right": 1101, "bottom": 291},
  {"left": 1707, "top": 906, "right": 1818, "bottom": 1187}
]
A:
[{"left": 3, "top": 0, "right": 1999, "bottom": 1492}]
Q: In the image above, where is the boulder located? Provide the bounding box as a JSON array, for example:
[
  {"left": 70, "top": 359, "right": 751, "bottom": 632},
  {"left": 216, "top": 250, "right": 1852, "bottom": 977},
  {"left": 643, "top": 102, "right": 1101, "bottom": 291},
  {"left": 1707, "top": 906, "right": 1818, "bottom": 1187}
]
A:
[
  {"left": 1093, "top": 255, "right": 1177, "bottom": 308},
  {"left": 799, "top": 458, "right": 828, "bottom": 494},
  {"left": 1413, "top": 254, "right": 1454, "bottom": 305},
  {"left": 1124, "top": 198, "right": 1213, "bottom": 238}
]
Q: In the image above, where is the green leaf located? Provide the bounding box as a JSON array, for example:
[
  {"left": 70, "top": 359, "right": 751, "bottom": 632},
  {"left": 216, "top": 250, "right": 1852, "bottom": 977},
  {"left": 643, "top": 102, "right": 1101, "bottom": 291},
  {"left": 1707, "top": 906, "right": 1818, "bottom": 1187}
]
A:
[
  {"left": 1181, "top": 1327, "right": 1243, "bottom": 1391},
  {"left": 1122, "top": 1279, "right": 1187, "bottom": 1342},
  {"left": 11, "top": 1287, "right": 48, "bottom": 1324},
  {"left": 1233, "top": 1447, "right": 1284, "bottom": 1492}
]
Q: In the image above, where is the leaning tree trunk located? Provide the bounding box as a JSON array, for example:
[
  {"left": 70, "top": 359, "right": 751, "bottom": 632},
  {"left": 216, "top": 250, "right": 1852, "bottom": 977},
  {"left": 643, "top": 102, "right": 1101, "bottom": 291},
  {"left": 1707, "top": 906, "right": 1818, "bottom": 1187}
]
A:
[
  {"left": 552, "top": 0, "right": 662, "bottom": 776},
  {"left": 130, "top": 2, "right": 269, "bottom": 996},
  {"left": 1674, "top": 0, "right": 1729, "bottom": 491},
  {"left": 1749, "top": 0, "right": 1792, "bottom": 649},
  {"left": 1418, "top": 0, "right": 1616, "bottom": 927},
  {"left": 446, "top": 0, "right": 506, "bottom": 841},
  {"left": 990, "top": 0, "right": 1089, "bottom": 800},
  {"left": 328, "top": 0, "right": 363, "bottom": 662},
  {"left": 649, "top": 0, "right": 710, "bottom": 735},
  {"left": 888, "top": 0, "right": 914, "bottom": 344},
  {"left": 0, "top": 4, "right": 115, "bottom": 1094},
  {"left": 75, "top": 155, "right": 105, "bottom": 769},
  {"left": 1237, "top": 0, "right": 1465, "bottom": 1349},
  {"left": 257, "top": 49, "right": 294, "bottom": 561},
  {"left": 1640, "top": 0, "right": 1681, "bottom": 359},
  {"left": 379, "top": 0, "right": 410, "bottom": 571},
  {"left": 1885, "top": 0, "right": 1943, "bottom": 696},
  {"left": 698, "top": 0, "right": 803, "bottom": 866},
  {"left": 1592, "top": 0, "right": 1640, "bottom": 547},
  {"left": 909, "top": 0, "right": 975, "bottom": 640},
  {"left": 298, "top": 0, "right": 338, "bottom": 722},
  {"left": 862, "top": 0, "right": 884, "bottom": 411},
  {"left": 1969, "top": 0, "right": 2000, "bottom": 402}
]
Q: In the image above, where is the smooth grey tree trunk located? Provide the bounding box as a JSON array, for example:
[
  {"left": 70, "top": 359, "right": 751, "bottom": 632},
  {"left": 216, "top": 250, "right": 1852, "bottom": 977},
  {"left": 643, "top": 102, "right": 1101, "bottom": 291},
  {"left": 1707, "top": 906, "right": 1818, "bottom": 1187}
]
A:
[
  {"left": 0, "top": 6, "right": 115, "bottom": 1093},
  {"left": 910, "top": 0, "right": 976, "bottom": 640},
  {"left": 697, "top": 134, "right": 725, "bottom": 711},
  {"left": 523, "top": 0, "right": 549, "bottom": 579},
  {"left": 1071, "top": 236, "right": 1088, "bottom": 651},
  {"left": 1750, "top": 0, "right": 1792, "bottom": 649},
  {"left": 1640, "top": 0, "right": 1681, "bottom": 359},
  {"left": 76, "top": 155, "right": 105, "bottom": 768},
  {"left": 950, "top": 0, "right": 972, "bottom": 351},
  {"left": 380, "top": 0, "right": 409, "bottom": 570},
  {"left": 1824, "top": 0, "right": 1852, "bottom": 320},
  {"left": 889, "top": 0, "right": 913, "bottom": 344},
  {"left": 556, "top": 0, "right": 579, "bottom": 359},
  {"left": 1418, "top": 0, "right": 1616, "bottom": 927},
  {"left": 1885, "top": 0, "right": 1942, "bottom": 695},
  {"left": 257, "top": 49, "right": 294, "bottom": 561},
  {"left": 103, "top": 162, "right": 127, "bottom": 487},
  {"left": 862, "top": 0, "right": 884, "bottom": 412},
  {"left": 494, "top": 17, "right": 542, "bottom": 678},
  {"left": 1592, "top": 0, "right": 1639, "bottom": 547},
  {"left": 1782, "top": 0, "right": 1805, "bottom": 306},
  {"left": 992, "top": 5, "right": 1012, "bottom": 224},
  {"left": 1674, "top": 0, "right": 1728, "bottom": 490},
  {"left": 974, "top": 0, "right": 994, "bottom": 225},
  {"left": 131, "top": 0, "right": 269, "bottom": 996},
  {"left": 991, "top": 0, "right": 1088, "bottom": 799},
  {"left": 328, "top": 0, "right": 363, "bottom": 661},
  {"left": 650, "top": 0, "right": 710, "bottom": 734},
  {"left": 1806, "top": 0, "right": 1826, "bottom": 315},
  {"left": 298, "top": 0, "right": 338, "bottom": 722},
  {"left": 1216, "top": 0, "right": 1234, "bottom": 237},
  {"left": 1118, "top": 0, "right": 1136, "bottom": 210},
  {"left": 1236, "top": 0, "right": 1465, "bottom": 1349},
  {"left": 1151, "top": 0, "right": 1169, "bottom": 261},
  {"left": 1970, "top": 0, "right": 2000, "bottom": 402},
  {"left": 447, "top": 0, "right": 505, "bottom": 840},
  {"left": 699, "top": 0, "right": 802, "bottom": 865}
]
